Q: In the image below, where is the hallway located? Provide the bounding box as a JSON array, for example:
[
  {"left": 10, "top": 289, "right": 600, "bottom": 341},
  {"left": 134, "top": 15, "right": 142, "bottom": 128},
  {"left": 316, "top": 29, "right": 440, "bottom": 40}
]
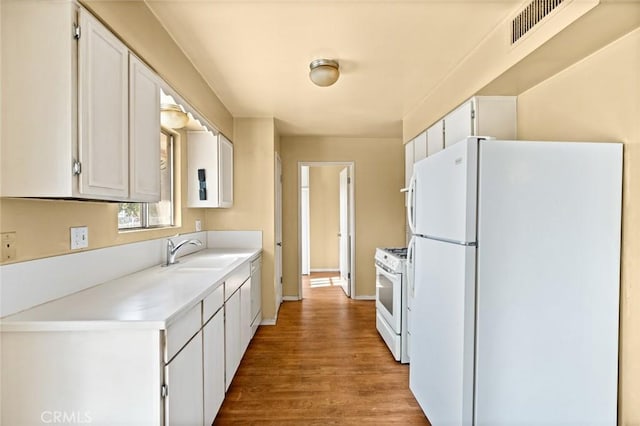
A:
[{"left": 214, "top": 273, "right": 429, "bottom": 425}]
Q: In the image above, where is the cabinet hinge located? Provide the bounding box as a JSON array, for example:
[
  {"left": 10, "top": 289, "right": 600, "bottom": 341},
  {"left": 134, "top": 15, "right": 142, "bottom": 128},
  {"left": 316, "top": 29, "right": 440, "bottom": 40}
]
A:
[
  {"left": 73, "top": 23, "right": 81, "bottom": 40},
  {"left": 72, "top": 160, "right": 82, "bottom": 176},
  {"left": 161, "top": 384, "right": 168, "bottom": 399}
]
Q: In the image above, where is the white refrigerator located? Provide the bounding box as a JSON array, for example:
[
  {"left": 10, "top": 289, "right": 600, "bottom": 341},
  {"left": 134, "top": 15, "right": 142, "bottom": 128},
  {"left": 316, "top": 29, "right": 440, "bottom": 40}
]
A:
[{"left": 407, "top": 137, "right": 622, "bottom": 425}]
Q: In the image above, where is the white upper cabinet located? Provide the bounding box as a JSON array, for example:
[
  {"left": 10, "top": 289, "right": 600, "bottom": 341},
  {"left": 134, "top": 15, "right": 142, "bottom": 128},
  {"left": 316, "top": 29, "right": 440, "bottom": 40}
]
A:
[
  {"left": 413, "top": 131, "right": 428, "bottom": 163},
  {"left": 427, "top": 120, "right": 444, "bottom": 156},
  {"left": 219, "top": 134, "right": 234, "bottom": 207},
  {"left": 129, "top": 54, "right": 161, "bottom": 202},
  {"left": 444, "top": 96, "right": 517, "bottom": 147},
  {"left": 187, "top": 131, "right": 234, "bottom": 208},
  {"left": 78, "top": 9, "right": 129, "bottom": 199},
  {"left": 0, "top": 2, "right": 161, "bottom": 202}
]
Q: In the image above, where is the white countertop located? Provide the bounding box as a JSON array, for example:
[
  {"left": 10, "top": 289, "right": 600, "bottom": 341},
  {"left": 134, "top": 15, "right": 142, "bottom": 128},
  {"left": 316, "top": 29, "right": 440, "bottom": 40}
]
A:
[{"left": 0, "top": 248, "right": 261, "bottom": 332}]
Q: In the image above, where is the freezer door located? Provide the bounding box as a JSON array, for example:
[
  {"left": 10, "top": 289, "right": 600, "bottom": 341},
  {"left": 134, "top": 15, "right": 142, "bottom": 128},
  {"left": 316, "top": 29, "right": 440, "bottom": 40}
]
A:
[
  {"left": 413, "top": 137, "right": 478, "bottom": 243},
  {"left": 475, "top": 140, "right": 622, "bottom": 424},
  {"left": 409, "top": 237, "right": 476, "bottom": 426}
]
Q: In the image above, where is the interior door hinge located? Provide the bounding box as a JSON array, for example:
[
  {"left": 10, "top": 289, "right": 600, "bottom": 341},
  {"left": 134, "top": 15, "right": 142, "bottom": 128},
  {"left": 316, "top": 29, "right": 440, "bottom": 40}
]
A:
[
  {"left": 72, "top": 160, "right": 82, "bottom": 176},
  {"left": 280, "top": 277, "right": 283, "bottom": 284},
  {"left": 348, "top": 272, "right": 351, "bottom": 280},
  {"left": 73, "top": 23, "right": 81, "bottom": 40},
  {"left": 471, "top": 109, "right": 476, "bottom": 120},
  {"left": 161, "top": 384, "right": 168, "bottom": 399},
  {"left": 347, "top": 177, "right": 351, "bottom": 184}
]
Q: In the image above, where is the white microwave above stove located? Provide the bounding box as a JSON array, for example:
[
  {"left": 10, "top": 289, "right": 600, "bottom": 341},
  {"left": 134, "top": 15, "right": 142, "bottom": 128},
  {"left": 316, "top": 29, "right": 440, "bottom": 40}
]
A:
[{"left": 375, "top": 247, "right": 409, "bottom": 363}]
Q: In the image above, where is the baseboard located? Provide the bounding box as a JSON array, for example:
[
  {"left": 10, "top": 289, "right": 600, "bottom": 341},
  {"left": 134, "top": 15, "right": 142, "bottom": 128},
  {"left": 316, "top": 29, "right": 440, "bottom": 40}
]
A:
[
  {"left": 283, "top": 296, "right": 300, "bottom": 301},
  {"left": 353, "top": 295, "right": 376, "bottom": 301},
  {"left": 260, "top": 318, "right": 277, "bottom": 326},
  {"left": 309, "top": 269, "right": 339, "bottom": 273}
]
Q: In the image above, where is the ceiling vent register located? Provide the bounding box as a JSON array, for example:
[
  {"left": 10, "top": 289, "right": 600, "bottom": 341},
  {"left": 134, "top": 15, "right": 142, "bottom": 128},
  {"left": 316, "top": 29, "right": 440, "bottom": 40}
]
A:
[{"left": 511, "top": 0, "right": 565, "bottom": 44}]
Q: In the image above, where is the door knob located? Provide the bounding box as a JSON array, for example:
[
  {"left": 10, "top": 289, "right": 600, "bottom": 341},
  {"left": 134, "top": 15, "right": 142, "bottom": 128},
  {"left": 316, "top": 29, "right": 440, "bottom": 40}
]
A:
[{"left": 276, "top": 242, "right": 282, "bottom": 247}]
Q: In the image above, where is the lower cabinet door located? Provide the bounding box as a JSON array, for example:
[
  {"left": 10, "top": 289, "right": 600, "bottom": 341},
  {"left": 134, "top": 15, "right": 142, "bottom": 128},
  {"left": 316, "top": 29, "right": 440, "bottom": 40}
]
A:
[
  {"left": 203, "top": 309, "right": 225, "bottom": 424},
  {"left": 166, "top": 331, "right": 203, "bottom": 425},
  {"left": 240, "top": 278, "right": 252, "bottom": 353},
  {"left": 225, "top": 290, "right": 241, "bottom": 390}
]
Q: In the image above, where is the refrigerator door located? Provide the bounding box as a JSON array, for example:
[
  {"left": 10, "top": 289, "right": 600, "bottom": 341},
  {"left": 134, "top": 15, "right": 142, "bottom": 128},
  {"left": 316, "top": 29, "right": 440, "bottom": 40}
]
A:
[
  {"left": 413, "top": 137, "right": 478, "bottom": 244},
  {"left": 475, "top": 140, "right": 622, "bottom": 424},
  {"left": 409, "top": 236, "right": 476, "bottom": 426}
]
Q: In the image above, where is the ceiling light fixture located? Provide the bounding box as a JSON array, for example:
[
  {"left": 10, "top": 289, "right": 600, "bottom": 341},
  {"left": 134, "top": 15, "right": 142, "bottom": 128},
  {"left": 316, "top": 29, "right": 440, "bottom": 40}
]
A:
[
  {"left": 160, "top": 103, "right": 189, "bottom": 129},
  {"left": 309, "top": 59, "right": 340, "bottom": 87}
]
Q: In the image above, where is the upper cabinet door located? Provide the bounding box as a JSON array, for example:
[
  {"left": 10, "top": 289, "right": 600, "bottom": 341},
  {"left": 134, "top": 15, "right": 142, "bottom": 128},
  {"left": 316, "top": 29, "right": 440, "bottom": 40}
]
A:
[
  {"left": 413, "top": 131, "right": 428, "bottom": 163},
  {"left": 444, "top": 100, "right": 473, "bottom": 148},
  {"left": 427, "top": 121, "right": 444, "bottom": 156},
  {"left": 78, "top": 9, "right": 129, "bottom": 199},
  {"left": 218, "top": 134, "right": 234, "bottom": 208},
  {"left": 129, "top": 54, "right": 161, "bottom": 202}
]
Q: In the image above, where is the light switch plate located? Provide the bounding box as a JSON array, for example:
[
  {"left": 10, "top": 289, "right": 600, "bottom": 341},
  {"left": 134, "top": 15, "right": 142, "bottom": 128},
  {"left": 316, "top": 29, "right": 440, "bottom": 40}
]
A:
[
  {"left": 70, "top": 226, "right": 88, "bottom": 250},
  {"left": 195, "top": 219, "right": 202, "bottom": 232}
]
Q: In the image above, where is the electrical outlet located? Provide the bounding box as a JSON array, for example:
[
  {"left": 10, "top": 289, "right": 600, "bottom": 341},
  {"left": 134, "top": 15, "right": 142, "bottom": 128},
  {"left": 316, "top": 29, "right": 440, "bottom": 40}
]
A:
[
  {"left": 195, "top": 219, "right": 202, "bottom": 232},
  {"left": 1, "top": 232, "right": 17, "bottom": 261},
  {"left": 70, "top": 226, "right": 89, "bottom": 250}
]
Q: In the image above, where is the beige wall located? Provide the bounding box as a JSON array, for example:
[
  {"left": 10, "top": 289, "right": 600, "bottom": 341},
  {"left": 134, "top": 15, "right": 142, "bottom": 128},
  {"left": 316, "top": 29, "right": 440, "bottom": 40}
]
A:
[
  {"left": 280, "top": 136, "right": 404, "bottom": 298},
  {"left": 309, "top": 166, "right": 342, "bottom": 270},
  {"left": 0, "top": 129, "right": 205, "bottom": 264},
  {"left": 206, "top": 118, "right": 277, "bottom": 319},
  {"left": 516, "top": 29, "right": 640, "bottom": 424}
]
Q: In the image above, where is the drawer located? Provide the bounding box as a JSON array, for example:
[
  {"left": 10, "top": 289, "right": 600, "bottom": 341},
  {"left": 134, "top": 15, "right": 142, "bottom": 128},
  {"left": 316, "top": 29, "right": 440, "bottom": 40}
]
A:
[
  {"left": 166, "top": 303, "right": 201, "bottom": 362},
  {"left": 203, "top": 285, "right": 224, "bottom": 322},
  {"left": 224, "top": 263, "right": 250, "bottom": 301}
]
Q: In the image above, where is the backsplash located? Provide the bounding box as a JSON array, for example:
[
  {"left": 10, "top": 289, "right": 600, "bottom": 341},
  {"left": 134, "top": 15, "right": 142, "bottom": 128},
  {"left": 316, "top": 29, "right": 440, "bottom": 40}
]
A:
[{"left": 0, "top": 231, "right": 260, "bottom": 317}]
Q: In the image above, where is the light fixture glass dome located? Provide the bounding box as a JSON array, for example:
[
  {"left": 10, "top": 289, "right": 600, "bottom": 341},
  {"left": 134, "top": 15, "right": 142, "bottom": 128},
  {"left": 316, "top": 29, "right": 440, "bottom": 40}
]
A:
[
  {"left": 160, "top": 103, "right": 189, "bottom": 129},
  {"left": 309, "top": 59, "right": 340, "bottom": 87}
]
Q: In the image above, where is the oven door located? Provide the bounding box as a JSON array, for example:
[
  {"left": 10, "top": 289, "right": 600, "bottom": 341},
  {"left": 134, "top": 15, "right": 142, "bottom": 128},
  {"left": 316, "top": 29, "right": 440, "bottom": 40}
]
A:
[{"left": 375, "top": 262, "right": 402, "bottom": 334}]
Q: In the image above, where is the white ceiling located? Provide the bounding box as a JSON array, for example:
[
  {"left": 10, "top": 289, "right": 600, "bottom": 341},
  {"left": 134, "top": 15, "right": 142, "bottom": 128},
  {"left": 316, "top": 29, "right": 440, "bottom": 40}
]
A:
[{"left": 145, "top": 0, "right": 522, "bottom": 137}]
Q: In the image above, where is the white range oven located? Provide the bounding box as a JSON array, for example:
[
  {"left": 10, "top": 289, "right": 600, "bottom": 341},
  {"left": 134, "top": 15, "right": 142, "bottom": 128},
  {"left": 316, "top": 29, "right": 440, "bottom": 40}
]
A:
[{"left": 375, "top": 247, "right": 409, "bottom": 363}]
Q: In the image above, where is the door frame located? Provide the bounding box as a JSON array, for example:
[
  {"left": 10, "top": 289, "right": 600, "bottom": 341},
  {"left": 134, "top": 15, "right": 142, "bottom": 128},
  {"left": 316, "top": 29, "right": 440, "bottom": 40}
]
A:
[
  {"left": 297, "top": 161, "right": 356, "bottom": 299},
  {"left": 275, "top": 153, "right": 283, "bottom": 314}
]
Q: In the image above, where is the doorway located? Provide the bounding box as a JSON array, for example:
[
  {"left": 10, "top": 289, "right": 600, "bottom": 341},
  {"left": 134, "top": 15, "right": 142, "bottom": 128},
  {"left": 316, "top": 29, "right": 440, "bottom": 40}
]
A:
[{"left": 298, "top": 162, "right": 355, "bottom": 299}]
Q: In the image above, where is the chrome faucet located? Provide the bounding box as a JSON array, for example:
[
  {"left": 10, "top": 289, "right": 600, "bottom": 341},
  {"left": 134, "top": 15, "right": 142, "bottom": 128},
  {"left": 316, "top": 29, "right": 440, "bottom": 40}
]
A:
[{"left": 165, "top": 238, "right": 202, "bottom": 266}]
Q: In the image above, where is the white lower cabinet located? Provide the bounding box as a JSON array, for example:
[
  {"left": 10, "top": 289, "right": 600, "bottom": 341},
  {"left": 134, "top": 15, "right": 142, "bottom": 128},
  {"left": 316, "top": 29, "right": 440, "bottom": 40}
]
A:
[
  {"left": 0, "top": 256, "right": 261, "bottom": 426},
  {"left": 241, "top": 277, "right": 252, "bottom": 353},
  {"left": 203, "top": 309, "right": 225, "bottom": 425},
  {"left": 250, "top": 257, "right": 262, "bottom": 337},
  {"left": 225, "top": 288, "right": 242, "bottom": 391},
  {"left": 166, "top": 331, "right": 204, "bottom": 426}
]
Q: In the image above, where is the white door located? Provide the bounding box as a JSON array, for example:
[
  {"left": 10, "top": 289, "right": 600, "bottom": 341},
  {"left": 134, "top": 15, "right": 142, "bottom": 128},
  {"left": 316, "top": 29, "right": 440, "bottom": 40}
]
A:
[
  {"left": 129, "top": 53, "right": 160, "bottom": 202},
  {"left": 225, "top": 289, "right": 241, "bottom": 391},
  {"left": 166, "top": 332, "right": 204, "bottom": 426},
  {"left": 78, "top": 9, "right": 129, "bottom": 199},
  {"left": 409, "top": 237, "right": 476, "bottom": 426},
  {"left": 275, "top": 154, "right": 283, "bottom": 309},
  {"left": 218, "top": 134, "right": 234, "bottom": 207},
  {"left": 300, "top": 166, "right": 310, "bottom": 275},
  {"left": 338, "top": 167, "right": 350, "bottom": 297},
  {"left": 413, "top": 137, "right": 477, "bottom": 242},
  {"left": 444, "top": 100, "right": 473, "bottom": 148},
  {"left": 426, "top": 120, "right": 444, "bottom": 156},
  {"left": 203, "top": 310, "right": 225, "bottom": 425}
]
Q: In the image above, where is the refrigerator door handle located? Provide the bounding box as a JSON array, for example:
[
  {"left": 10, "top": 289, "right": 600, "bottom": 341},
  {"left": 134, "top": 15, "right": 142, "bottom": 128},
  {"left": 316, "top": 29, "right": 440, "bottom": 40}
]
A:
[
  {"left": 407, "top": 174, "right": 417, "bottom": 234},
  {"left": 407, "top": 236, "right": 416, "bottom": 298}
]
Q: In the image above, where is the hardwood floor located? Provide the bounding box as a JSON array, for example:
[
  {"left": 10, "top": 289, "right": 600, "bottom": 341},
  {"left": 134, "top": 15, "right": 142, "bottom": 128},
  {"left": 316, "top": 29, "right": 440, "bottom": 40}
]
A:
[{"left": 214, "top": 272, "right": 429, "bottom": 425}]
